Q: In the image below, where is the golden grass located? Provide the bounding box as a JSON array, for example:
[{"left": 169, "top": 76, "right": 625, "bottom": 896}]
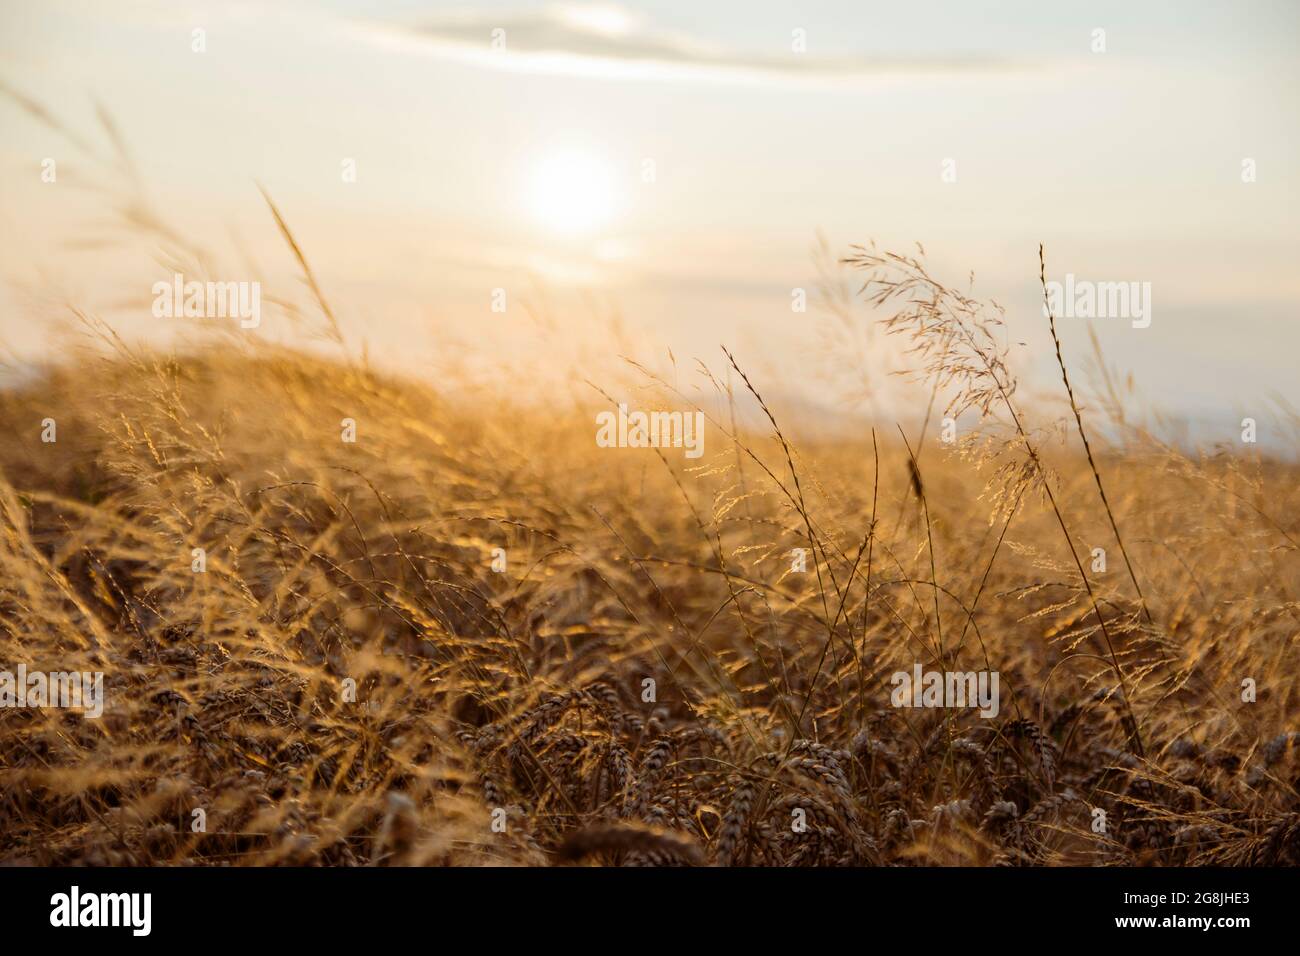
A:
[{"left": 1, "top": 300, "right": 1297, "bottom": 864}]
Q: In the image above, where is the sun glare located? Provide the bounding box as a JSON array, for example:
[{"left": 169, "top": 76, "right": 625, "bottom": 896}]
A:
[{"left": 528, "top": 149, "right": 618, "bottom": 238}]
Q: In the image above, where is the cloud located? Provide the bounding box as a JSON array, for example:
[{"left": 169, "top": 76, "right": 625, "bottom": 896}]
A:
[{"left": 359, "top": 4, "right": 1028, "bottom": 86}]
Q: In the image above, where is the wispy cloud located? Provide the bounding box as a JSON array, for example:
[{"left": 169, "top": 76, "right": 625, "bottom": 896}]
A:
[{"left": 358, "top": 3, "right": 1028, "bottom": 86}]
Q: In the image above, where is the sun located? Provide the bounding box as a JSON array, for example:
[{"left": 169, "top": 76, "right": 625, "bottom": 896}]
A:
[{"left": 527, "top": 149, "right": 618, "bottom": 238}]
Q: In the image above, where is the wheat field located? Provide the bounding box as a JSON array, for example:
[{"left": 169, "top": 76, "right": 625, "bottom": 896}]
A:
[{"left": 1, "top": 233, "right": 1297, "bottom": 868}]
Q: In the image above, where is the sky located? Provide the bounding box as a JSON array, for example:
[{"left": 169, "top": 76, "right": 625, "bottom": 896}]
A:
[{"left": 1, "top": 0, "right": 1297, "bottom": 443}]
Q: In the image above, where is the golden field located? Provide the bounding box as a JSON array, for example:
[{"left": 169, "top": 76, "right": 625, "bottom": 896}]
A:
[{"left": 1, "top": 247, "right": 1298, "bottom": 866}]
